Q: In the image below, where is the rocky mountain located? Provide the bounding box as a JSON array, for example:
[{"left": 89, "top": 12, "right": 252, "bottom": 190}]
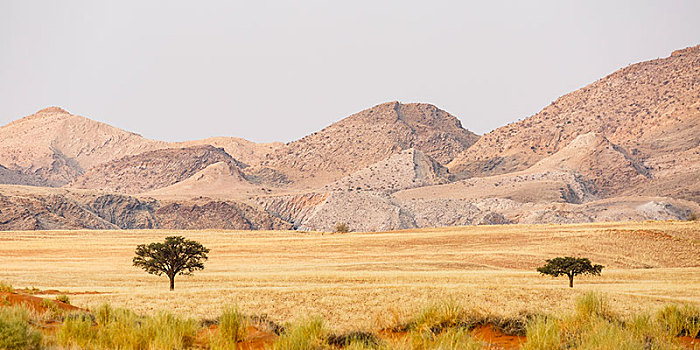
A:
[
  {"left": 448, "top": 45, "right": 700, "bottom": 192},
  {"left": 261, "top": 102, "right": 479, "bottom": 186},
  {"left": 0, "top": 107, "right": 166, "bottom": 186},
  {"left": 1, "top": 45, "right": 698, "bottom": 231},
  {"left": 68, "top": 145, "right": 245, "bottom": 194}
]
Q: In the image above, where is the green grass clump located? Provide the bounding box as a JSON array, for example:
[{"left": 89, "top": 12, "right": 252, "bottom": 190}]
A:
[
  {"left": 210, "top": 305, "right": 248, "bottom": 349},
  {"left": 55, "top": 294, "right": 70, "bottom": 304},
  {"left": 56, "top": 304, "right": 198, "bottom": 350},
  {"left": 0, "top": 281, "right": 15, "bottom": 293},
  {"left": 273, "top": 316, "right": 329, "bottom": 350},
  {"left": 0, "top": 305, "right": 42, "bottom": 350}
]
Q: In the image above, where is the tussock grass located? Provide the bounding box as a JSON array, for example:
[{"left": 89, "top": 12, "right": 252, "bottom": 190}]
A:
[
  {"left": 0, "top": 305, "right": 42, "bottom": 350},
  {"left": 273, "top": 316, "right": 329, "bottom": 350},
  {"left": 405, "top": 327, "right": 482, "bottom": 350},
  {"left": 56, "top": 304, "right": 199, "bottom": 350},
  {"left": 522, "top": 292, "right": 694, "bottom": 350},
  {"left": 209, "top": 305, "right": 248, "bottom": 349}
]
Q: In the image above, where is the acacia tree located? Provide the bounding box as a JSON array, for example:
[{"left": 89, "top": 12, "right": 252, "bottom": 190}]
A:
[
  {"left": 133, "top": 236, "right": 209, "bottom": 291},
  {"left": 537, "top": 257, "right": 603, "bottom": 288}
]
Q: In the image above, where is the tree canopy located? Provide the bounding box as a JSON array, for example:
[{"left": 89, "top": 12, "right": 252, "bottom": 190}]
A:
[
  {"left": 537, "top": 256, "right": 603, "bottom": 288},
  {"left": 133, "top": 236, "right": 209, "bottom": 290}
]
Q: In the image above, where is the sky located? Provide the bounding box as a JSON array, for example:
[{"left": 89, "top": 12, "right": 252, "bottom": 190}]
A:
[{"left": 1, "top": 1, "right": 698, "bottom": 143}]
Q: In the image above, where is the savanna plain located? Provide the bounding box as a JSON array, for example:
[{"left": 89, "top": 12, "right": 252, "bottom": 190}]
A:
[{"left": 1, "top": 221, "right": 699, "bottom": 349}]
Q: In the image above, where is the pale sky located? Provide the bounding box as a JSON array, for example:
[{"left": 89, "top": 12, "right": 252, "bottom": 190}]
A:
[{"left": 1, "top": 1, "right": 698, "bottom": 143}]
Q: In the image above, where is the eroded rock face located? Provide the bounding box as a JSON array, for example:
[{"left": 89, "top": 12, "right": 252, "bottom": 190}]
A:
[
  {"left": 155, "top": 200, "right": 292, "bottom": 230},
  {"left": 0, "top": 193, "right": 118, "bottom": 230},
  {"left": 87, "top": 194, "right": 159, "bottom": 229},
  {"left": 0, "top": 190, "right": 291, "bottom": 231},
  {"left": 69, "top": 146, "right": 246, "bottom": 193}
]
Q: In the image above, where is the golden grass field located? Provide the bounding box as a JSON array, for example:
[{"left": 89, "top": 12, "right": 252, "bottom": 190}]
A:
[{"left": 1, "top": 221, "right": 698, "bottom": 332}]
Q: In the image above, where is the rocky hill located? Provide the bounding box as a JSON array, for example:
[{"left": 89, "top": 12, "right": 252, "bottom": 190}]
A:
[
  {"left": 0, "top": 107, "right": 166, "bottom": 186},
  {"left": 262, "top": 102, "right": 479, "bottom": 186},
  {"left": 1, "top": 44, "right": 698, "bottom": 231},
  {"left": 69, "top": 145, "right": 246, "bottom": 193},
  {"left": 448, "top": 45, "right": 700, "bottom": 192},
  {"left": 173, "top": 137, "right": 284, "bottom": 167}
]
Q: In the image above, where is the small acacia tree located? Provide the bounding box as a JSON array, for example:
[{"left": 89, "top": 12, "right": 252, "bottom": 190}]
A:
[
  {"left": 537, "top": 256, "right": 603, "bottom": 288},
  {"left": 133, "top": 236, "right": 209, "bottom": 291}
]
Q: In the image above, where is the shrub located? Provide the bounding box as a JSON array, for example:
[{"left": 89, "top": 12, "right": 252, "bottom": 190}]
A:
[
  {"left": 0, "top": 281, "right": 14, "bottom": 293},
  {"left": 334, "top": 222, "right": 350, "bottom": 233},
  {"left": 0, "top": 306, "right": 42, "bottom": 350},
  {"left": 55, "top": 294, "right": 70, "bottom": 304}
]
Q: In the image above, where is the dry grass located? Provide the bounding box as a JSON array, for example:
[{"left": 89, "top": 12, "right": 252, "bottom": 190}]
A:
[{"left": 0, "top": 221, "right": 698, "bottom": 331}]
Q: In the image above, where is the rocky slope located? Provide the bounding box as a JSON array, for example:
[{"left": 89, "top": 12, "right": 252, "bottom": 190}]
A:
[
  {"left": 323, "top": 148, "right": 451, "bottom": 193},
  {"left": 262, "top": 102, "right": 479, "bottom": 186},
  {"left": 68, "top": 145, "right": 246, "bottom": 193},
  {"left": 448, "top": 45, "right": 700, "bottom": 193}
]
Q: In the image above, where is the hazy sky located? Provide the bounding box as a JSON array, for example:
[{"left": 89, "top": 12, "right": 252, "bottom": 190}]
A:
[{"left": 1, "top": 1, "right": 698, "bottom": 143}]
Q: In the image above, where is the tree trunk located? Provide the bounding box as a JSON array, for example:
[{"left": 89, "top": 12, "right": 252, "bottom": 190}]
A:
[
  {"left": 169, "top": 275, "right": 175, "bottom": 291},
  {"left": 568, "top": 274, "right": 574, "bottom": 288}
]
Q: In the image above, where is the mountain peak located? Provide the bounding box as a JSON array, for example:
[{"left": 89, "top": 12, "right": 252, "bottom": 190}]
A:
[{"left": 36, "top": 106, "right": 69, "bottom": 114}]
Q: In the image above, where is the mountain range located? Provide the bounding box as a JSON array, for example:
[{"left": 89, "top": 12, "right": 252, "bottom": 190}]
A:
[{"left": 1, "top": 45, "right": 698, "bottom": 231}]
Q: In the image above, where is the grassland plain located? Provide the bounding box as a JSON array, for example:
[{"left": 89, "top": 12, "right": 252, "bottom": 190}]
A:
[{"left": 0, "top": 221, "right": 698, "bottom": 332}]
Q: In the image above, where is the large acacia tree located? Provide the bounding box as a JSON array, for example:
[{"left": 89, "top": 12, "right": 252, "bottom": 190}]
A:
[
  {"left": 537, "top": 257, "right": 603, "bottom": 288},
  {"left": 133, "top": 236, "right": 209, "bottom": 291}
]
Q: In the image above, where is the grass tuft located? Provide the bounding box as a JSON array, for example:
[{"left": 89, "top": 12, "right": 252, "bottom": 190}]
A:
[
  {"left": 210, "top": 305, "right": 249, "bottom": 349},
  {"left": 273, "top": 316, "right": 329, "bottom": 350},
  {"left": 56, "top": 303, "right": 198, "bottom": 350}
]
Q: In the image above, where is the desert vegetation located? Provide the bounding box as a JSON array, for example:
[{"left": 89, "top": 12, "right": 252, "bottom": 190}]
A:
[
  {"left": 133, "top": 236, "right": 209, "bottom": 291},
  {"left": 0, "top": 221, "right": 698, "bottom": 348},
  {"left": 536, "top": 257, "right": 604, "bottom": 288},
  {"left": 1, "top": 284, "right": 698, "bottom": 349}
]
